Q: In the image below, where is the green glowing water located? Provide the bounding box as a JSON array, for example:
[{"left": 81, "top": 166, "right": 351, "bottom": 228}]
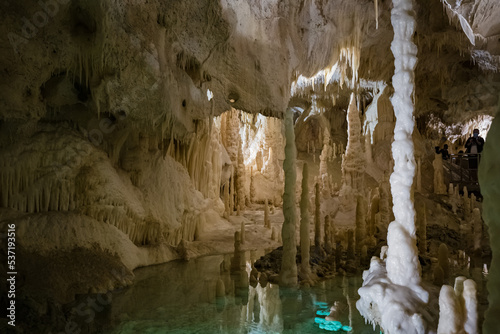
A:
[{"left": 102, "top": 252, "right": 380, "bottom": 333}]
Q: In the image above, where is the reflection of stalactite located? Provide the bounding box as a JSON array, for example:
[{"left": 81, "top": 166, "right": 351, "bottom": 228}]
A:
[{"left": 256, "top": 284, "right": 283, "bottom": 332}]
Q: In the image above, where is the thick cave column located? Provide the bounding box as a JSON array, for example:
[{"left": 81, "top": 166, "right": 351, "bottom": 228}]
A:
[
  {"left": 386, "top": 0, "right": 421, "bottom": 287},
  {"left": 357, "top": 0, "right": 429, "bottom": 332},
  {"left": 279, "top": 108, "right": 298, "bottom": 287}
]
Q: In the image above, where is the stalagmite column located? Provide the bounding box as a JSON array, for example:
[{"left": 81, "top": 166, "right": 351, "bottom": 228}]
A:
[
  {"left": 314, "top": 182, "right": 321, "bottom": 248},
  {"left": 385, "top": 0, "right": 421, "bottom": 287},
  {"left": 300, "top": 163, "right": 311, "bottom": 277},
  {"left": 357, "top": 2, "right": 428, "bottom": 331},
  {"left": 279, "top": 108, "right": 298, "bottom": 287}
]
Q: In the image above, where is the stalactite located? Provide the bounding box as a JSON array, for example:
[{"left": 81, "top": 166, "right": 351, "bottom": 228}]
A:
[
  {"left": 279, "top": 108, "right": 298, "bottom": 287},
  {"left": 300, "top": 162, "right": 311, "bottom": 277},
  {"left": 314, "top": 182, "right": 321, "bottom": 248}
]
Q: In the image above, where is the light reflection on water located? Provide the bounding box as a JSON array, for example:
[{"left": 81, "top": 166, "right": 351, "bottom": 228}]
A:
[{"left": 103, "top": 251, "right": 379, "bottom": 334}]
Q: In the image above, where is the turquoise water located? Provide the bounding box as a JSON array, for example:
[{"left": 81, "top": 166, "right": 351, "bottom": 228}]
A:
[{"left": 103, "top": 251, "right": 380, "bottom": 334}]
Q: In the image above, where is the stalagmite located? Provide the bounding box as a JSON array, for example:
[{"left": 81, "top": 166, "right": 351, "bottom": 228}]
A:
[
  {"left": 433, "top": 153, "right": 447, "bottom": 195},
  {"left": 434, "top": 265, "right": 445, "bottom": 286},
  {"left": 463, "top": 279, "right": 478, "bottom": 334},
  {"left": 472, "top": 208, "right": 482, "bottom": 254},
  {"left": 279, "top": 108, "right": 298, "bottom": 287},
  {"left": 314, "top": 182, "right": 321, "bottom": 248},
  {"left": 250, "top": 166, "right": 255, "bottom": 203},
  {"left": 300, "top": 163, "right": 311, "bottom": 277},
  {"left": 264, "top": 198, "right": 270, "bottom": 229},
  {"left": 438, "top": 243, "right": 450, "bottom": 279},
  {"left": 234, "top": 231, "right": 241, "bottom": 253},
  {"left": 271, "top": 227, "right": 276, "bottom": 241},
  {"left": 340, "top": 94, "right": 365, "bottom": 208},
  {"left": 437, "top": 285, "right": 464, "bottom": 334},
  {"left": 240, "top": 221, "right": 245, "bottom": 244}
]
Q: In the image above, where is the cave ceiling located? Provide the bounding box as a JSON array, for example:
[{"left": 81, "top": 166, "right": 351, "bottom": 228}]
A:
[{"left": 0, "top": 0, "right": 499, "bottom": 140}]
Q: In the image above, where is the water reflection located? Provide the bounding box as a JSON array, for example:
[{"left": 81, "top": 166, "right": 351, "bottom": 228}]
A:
[{"left": 102, "top": 251, "right": 377, "bottom": 333}]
